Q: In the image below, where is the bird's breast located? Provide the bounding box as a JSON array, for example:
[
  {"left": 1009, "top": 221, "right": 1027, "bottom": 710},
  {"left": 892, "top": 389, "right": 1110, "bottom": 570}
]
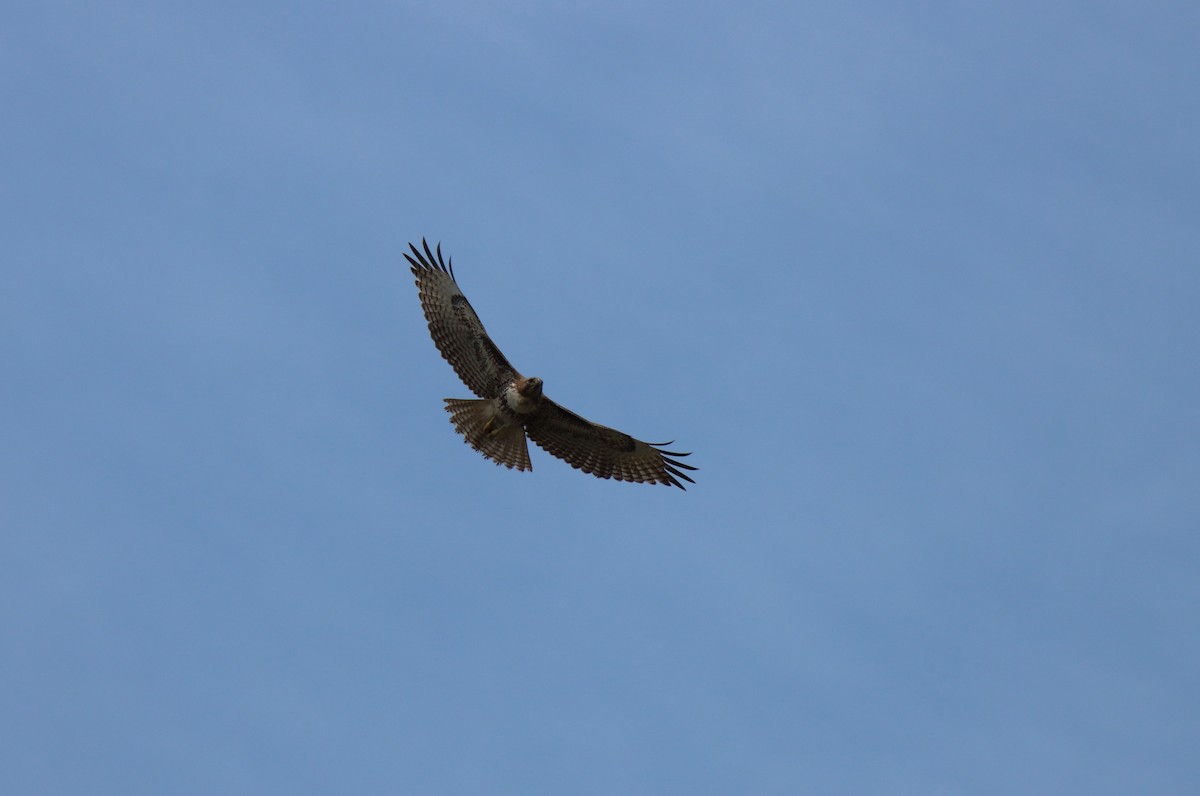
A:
[{"left": 504, "top": 383, "right": 540, "bottom": 415}]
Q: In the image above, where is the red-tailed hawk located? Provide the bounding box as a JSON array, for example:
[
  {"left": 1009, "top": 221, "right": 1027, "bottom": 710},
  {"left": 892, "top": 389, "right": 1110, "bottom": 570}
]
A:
[{"left": 407, "top": 239, "right": 696, "bottom": 490}]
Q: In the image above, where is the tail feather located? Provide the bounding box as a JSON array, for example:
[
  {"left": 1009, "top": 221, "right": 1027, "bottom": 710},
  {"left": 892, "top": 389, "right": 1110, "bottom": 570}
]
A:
[{"left": 443, "top": 398, "right": 532, "bottom": 471}]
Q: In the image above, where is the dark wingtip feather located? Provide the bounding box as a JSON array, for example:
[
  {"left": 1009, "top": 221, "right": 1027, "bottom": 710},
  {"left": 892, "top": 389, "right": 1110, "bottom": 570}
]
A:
[
  {"left": 647, "top": 441, "right": 697, "bottom": 490},
  {"left": 664, "top": 473, "right": 689, "bottom": 490},
  {"left": 407, "top": 238, "right": 457, "bottom": 281},
  {"left": 663, "top": 461, "right": 697, "bottom": 483},
  {"left": 651, "top": 444, "right": 697, "bottom": 469},
  {"left": 405, "top": 242, "right": 426, "bottom": 276},
  {"left": 434, "top": 241, "right": 454, "bottom": 280},
  {"left": 422, "top": 238, "right": 437, "bottom": 271},
  {"left": 662, "top": 453, "right": 700, "bottom": 468}
]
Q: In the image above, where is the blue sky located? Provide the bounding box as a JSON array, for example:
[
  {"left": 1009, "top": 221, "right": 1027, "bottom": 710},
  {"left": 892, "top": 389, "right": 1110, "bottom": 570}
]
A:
[{"left": 3, "top": 2, "right": 1198, "bottom": 793}]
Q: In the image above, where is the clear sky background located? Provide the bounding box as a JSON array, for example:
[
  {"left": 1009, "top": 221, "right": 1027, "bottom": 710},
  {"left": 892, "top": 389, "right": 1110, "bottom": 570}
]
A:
[{"left": 3, "top": 2, "right": 1198, "bottom": 793}]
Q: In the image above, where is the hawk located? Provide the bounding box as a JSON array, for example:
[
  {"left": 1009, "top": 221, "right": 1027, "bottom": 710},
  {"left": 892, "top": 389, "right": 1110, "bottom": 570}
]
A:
[{"left": 407, "top": 239, "right": 696, "bottom": 490}]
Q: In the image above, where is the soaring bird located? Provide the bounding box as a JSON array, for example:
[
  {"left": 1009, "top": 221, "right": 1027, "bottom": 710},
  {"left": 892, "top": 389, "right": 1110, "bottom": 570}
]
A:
[{"left": 407, "top": 239, "right": 695, "bottom": 490}]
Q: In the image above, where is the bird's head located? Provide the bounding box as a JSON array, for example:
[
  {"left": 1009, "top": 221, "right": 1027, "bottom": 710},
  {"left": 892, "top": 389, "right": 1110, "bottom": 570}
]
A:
[{"left": 520, "top": 377, "right": 544, "bottom": 399}]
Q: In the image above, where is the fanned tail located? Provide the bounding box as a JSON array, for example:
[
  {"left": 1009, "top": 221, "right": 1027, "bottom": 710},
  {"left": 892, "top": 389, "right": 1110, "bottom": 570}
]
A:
[{"left": 443, "top": 398, "right": 532, "bottom": 472}]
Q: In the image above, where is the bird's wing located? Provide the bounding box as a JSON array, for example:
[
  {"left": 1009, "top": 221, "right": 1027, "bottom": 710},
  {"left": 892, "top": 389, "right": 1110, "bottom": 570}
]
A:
[
  {"left": 524, "top": 398, "right": 696, "bottom": 489},
  {"left": 406, "top": 239, "right": 518, "bottom": 397}
]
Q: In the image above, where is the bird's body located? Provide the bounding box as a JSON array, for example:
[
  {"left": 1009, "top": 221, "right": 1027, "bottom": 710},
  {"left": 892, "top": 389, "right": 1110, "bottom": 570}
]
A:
[{"left": 406, "top": 240, "right": 695, "bottom": 489}]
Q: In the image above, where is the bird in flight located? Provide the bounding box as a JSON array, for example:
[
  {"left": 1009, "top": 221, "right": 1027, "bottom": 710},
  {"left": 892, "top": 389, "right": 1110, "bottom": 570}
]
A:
[{"left": 407, "top": 239, "right": 696, "bottom": 490}]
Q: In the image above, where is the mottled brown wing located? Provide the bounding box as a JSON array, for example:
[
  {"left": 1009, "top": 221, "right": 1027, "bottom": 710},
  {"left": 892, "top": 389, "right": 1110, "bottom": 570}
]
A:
[
  {"left": 406, "top": 239, "right": 518, "bottom": 398},
  {"left": 525, "top": 398, "right": 696, "bottom": 490}
]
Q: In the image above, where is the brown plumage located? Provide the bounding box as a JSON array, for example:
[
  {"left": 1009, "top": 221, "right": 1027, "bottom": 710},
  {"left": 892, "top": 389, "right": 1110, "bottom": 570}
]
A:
[{"left": 406, "top": 239, "right": 696, "bottom": 490}]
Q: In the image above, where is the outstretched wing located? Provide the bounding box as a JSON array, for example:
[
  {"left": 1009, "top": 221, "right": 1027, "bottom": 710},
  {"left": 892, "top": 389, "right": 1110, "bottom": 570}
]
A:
[
  {"left": 525, "top": 398, "right": 697, "bottom": 490},
  {"left": 406, "top": 239, "right": 518, "bottom": 398}
]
